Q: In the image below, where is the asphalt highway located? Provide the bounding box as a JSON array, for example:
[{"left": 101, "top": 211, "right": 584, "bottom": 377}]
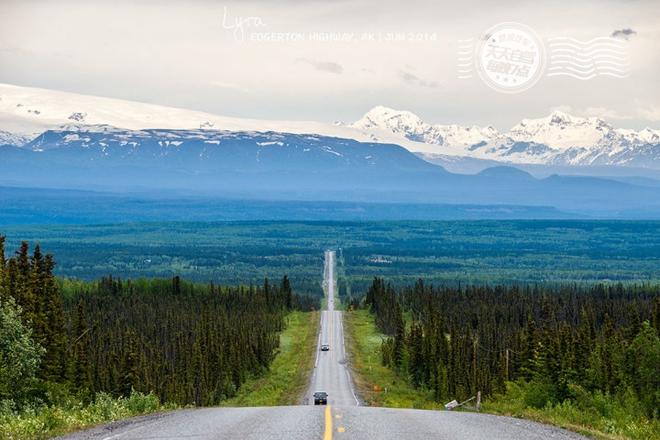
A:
[{"left": 306, "top": 250, "right": 360, "bottom": 407}]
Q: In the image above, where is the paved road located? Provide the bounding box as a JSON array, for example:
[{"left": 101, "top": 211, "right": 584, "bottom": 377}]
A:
[
  {"left": 59, "top": 250, "right": 587, "bottom": 440},
  {"left": 306, "top": 250, "right": 359, "bottom": 406}
]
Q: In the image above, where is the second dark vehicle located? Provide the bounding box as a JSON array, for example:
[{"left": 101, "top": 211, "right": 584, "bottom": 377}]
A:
[{"left": 313, "top": 392, "right": 328, "bottom": 405}]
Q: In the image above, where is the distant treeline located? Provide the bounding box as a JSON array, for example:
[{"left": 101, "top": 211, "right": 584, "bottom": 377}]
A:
[
  {"left": 0, "top": 237, "right": 316, "bottom": 408},
  {"left": 364, "top": 278, "right": 660, "bottom": 418},
  {"left": 7, "top": 220, "right": 660, "bottom": 288}
]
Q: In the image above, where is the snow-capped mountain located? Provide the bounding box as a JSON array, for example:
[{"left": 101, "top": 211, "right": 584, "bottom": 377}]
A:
[
  {"left": 353, "top": 106, "right": 504, "bottom": 150},
  {"left": 0, "top": 129, "right": 31, "bottom": 147},
  {"left": 1, "top": 83, "right": 659, "bottom": 170},
  {"left": 22, "top": 125, "right": 432, "bottom": 174},
  {"left": 353, "top": 106, "right": 445, "bottom": 144},
  {"left": 0, "top": 124, "right": 456, "bottom": 200},
  {"left": 0, "top": 83, "right": 374, "bottom": 145},
  {"left": 508, "top": 111, "right": 613, "bottom": 149},
  {"left": 350, "top": 106, "right": 660, "bottom": 169}
]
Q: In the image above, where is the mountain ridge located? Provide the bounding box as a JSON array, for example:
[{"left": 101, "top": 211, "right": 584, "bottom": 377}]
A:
[
  {"left": 1, "top": 83, "right": 659, "bottom": 172},
  {"left": 2, "top": 125, "right": 660, "bottom": 217},
  {"left": 351, "top": 106, "right": 660, "bottom": 169}
]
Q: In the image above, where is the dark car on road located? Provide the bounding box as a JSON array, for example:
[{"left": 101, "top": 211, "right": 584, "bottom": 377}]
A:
[
  {"left": 320, "top": 344, "right": 329, "bottom": 351},
  {"left": 313, "top": 391, "right": 328, "bottom": 405}
]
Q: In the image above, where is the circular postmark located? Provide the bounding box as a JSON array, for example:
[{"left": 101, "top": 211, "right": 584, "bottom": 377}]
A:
[{"left": 475, "top": 22, "right": 545, "bottom": 93}]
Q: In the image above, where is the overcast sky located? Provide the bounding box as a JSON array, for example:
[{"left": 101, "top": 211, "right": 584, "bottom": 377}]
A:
[{"left": 1, "top": 0, "right": 659, "bottom": 129}]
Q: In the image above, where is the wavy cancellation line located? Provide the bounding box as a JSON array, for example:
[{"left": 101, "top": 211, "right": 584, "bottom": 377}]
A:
[
  {"left": 548, "top": 43, "right": 626, "bottom": 52},
  {"left": 547, "top": 36, "right": 630, "bottom": 80},
  {"left": 549, "top": 46, "right": 626, "bottom": 54},
  {"left": 456, "top": 39, "right": 475, "bottom": 79},
  {"left": 548, "top": 69, "right": 630, "bottom": 76},
  {"left": 548, "top": 65, "right": 630, "bottom": 75},
  {"left": 548, "top": 61, "right": 630, "bottom": 71},
  {"left": 549, "top": 47, "right": 627, "bottom": 58},
  {"left": 547, "top": 72, "right": 630, "bottom": 80},
  {"left": 550, "top": 56, "right": 630, "bottom": 68},
  {"left": 547, "top": 36, "right": 627, "bottom": 45},
  {"left": 453, "top": 36, "right": 631, "bottom": 81}
]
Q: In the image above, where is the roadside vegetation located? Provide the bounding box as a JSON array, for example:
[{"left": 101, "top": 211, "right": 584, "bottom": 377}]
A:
[
  {"left": 344, "top": 309, "right": 439, "bottom": 409},
  {"left": 0, "top": 389, "right": 172, "bottom": 440},
  {"left": 345, "top": 279, "right": 660, "bottom": 440},
  {"left": 0, "top": 237, "right": 317, "bottom": 439},
  {"left": 222, "top": 311, "right": 319, "bottom": 406},
  {"left": 483, "top": 383, "right": 658, "bottom": 440}
]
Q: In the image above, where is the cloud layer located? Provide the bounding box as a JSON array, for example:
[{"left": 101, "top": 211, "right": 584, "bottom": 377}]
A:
[{"left": 0, "top": 0, "right": 658, "bottom": 129}]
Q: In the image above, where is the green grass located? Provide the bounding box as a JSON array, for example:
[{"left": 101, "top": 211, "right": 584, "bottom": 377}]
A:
[
  {"left": 344, "top": 309, "right": 440, "bottom": 409},
  {"left": 484, "top": 383, "right": 660, "bottom": 440},
  {"left": 221, "top": 311, "right": 319, "bottom": 407},
  {"left": 0, "top": 391, "right": 174, "bottom": 440}
]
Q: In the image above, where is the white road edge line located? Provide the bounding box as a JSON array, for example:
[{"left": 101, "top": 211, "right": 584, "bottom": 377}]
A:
[
  {"left": 339, "top": 314, "right": 360, "bottom": 406},
  {"left": 314, "top": 313, "right": 323, "bottom": 369}
]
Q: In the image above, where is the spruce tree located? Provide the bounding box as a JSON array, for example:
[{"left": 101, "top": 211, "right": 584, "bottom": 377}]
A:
[
  {"left": 280, "top": 275, "right": 292, "bottom": 310},
  {"left": 14, "top": 242, "right": 35, "bottom": 322},
  {"left": 0, "top": 235, "right": 6, "bottom": 301},
  {"left": 37, "top": 252, "right": 67, "bottom": 381},
  {"left": 69, "top": 301, "right": 92, "bottom": 393},
  {"left": 625, "top": 321, "right": 660, "bottom": 418},
  {"left": 392, "top": 302, "right": 405, "bottom": 370}
]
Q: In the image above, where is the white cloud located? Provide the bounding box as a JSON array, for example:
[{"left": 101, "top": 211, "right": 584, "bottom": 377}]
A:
[
  {"left": 638, "top": 106, "right": 660, "bottom": 122},
  {"left": 549, "top": 104, "right": 660, "bottom": 126},
  {"left": 0, "top": 0, "right": 658, "bottom": 128},
  {"left": 583, "top": 107, "right": 633, "bottom": 120},
  {"left": 550, "top": 105, "right": 634, "bottom": 121},
  {"left": 550, "top": 105, "right": 574, "bottom": 114},
  {"left": 208, "top": 80, "right": 252, "bottom": 94},
  {"left": 296, "top": 59, "right": 344, "bottom": 74},
  {"left": 398, "top": 70, "right": 439, "bottom": 88}
]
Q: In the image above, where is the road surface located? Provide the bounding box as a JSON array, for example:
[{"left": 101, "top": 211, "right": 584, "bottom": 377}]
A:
[
  {"left": 306, "top": 250, "right": 359, "bottom": 406},
  {"left": 59, "top": 250, "right": 587, "bottom": 440}
]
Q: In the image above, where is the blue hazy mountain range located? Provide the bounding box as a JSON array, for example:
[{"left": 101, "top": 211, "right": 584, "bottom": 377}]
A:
[
  {"left": 1, "top": 126, "right": 659, "bottom": 219},
  {"left": 0, "top": 186, "right": 580, "bottom": 224}
]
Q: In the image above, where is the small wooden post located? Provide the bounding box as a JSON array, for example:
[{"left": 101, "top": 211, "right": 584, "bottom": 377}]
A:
[{"left": 476, "top": 391, "right": 482, "bottom": 412}]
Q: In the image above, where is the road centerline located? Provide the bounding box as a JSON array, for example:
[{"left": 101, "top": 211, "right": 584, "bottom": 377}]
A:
[{"left": 324, "top": 405, "right": 333, "bottom": 440}]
